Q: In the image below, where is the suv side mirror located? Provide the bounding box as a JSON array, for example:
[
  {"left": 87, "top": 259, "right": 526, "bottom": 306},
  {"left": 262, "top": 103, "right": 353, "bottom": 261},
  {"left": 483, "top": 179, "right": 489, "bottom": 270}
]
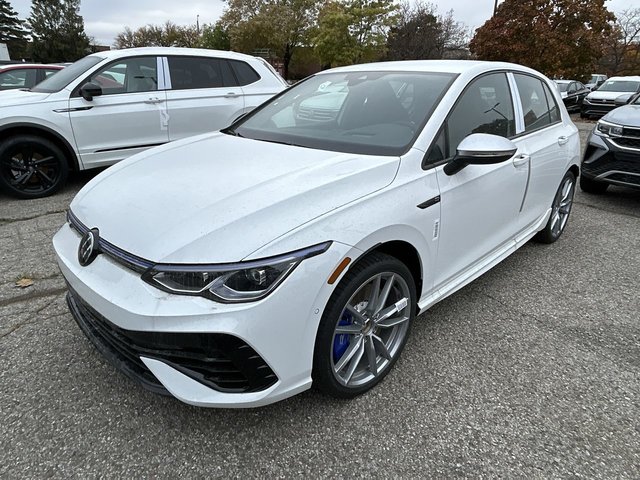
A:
[
  {"left": 444, "top": 133, "right": 518, "bottom": 176},
  {"left": 79, "top": 82, "right": 103, "bottom": 101}
]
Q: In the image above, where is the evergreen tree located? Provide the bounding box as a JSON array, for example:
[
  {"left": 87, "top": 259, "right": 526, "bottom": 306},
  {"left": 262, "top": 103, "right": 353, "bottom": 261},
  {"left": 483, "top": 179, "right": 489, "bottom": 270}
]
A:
[
  {"left": 0, "top": 0, "right": 27, "bottom": 59},
  {"left": 29, "top": 0, "right": 90, "bottom": 62}
]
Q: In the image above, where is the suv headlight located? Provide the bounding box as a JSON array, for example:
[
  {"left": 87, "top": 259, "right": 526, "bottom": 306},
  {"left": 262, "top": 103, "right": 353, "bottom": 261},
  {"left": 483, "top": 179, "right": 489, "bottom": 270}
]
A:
[
  {"left": 595, "top": 120, "right": 623, "bottom": 137},
  {"left": 142, "top": 241, "right": 331, "bottom": 303}
]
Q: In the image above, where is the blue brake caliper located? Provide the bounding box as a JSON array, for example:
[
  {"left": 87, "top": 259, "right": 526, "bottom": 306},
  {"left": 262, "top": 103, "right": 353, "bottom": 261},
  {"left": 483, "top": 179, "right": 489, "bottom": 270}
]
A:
[{"left": 333, "top": 310, "right": 353, "bottom": 363}]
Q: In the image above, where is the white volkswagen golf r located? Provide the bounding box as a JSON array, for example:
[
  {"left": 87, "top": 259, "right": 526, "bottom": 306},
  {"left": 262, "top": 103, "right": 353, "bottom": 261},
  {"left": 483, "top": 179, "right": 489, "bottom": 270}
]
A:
[{"left": 53, "top": 61, "right": 580, "bottom": 408}]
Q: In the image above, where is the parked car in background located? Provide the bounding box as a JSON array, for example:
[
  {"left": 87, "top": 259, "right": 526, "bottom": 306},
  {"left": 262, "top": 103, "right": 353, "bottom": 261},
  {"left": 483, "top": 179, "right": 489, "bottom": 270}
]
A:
[
  {"left": 554, "top": 79, "right": 589, "bottom": 112},
  {"left": 581, "top": 76, "right": 640, "bottom": 119},
  {"left": 585, "top": 74, "right": 607, "bottom": 91},
  {"left": 581, "top": 92, "right": 640, "bottom": 193},
  {"left": 54, "top": 60, "right": 580, "bottom": 408},
  {"left": 0, "top": 63, "right": 63, "bottom": 90},
  {"left": 0, "top": 47, "right": 287, "bottom": 199}
]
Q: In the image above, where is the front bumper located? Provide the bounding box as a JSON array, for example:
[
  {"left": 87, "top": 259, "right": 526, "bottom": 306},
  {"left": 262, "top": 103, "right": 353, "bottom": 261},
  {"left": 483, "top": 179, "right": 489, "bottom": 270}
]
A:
[
  {"left": 581, "top": 99, "right": 617, "bottom": 117},
  {"left": 54, "top": 223, "right": 351, "bottom": 407},
  {"left": 582, "top": 131, "right": 640, "bottom": 189}
]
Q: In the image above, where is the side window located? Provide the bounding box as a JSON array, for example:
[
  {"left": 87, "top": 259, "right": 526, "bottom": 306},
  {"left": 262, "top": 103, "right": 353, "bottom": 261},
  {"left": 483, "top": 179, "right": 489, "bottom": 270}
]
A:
[
  {"left": 514, "top": 74, "right": 559, "bottom": 132},
  {"left": 542, "top": 82, "right": 561, "bottom": 123},
  {"left": 229, "top": 60, "right": 261, "bottom": 86},
  {"left": 90, "top": 57, "right": 157, "bottom": 95},
  {"left": 168, "top": 56, "right": 237, "bottom": 90},
  {"left": 445, "top": 73, "right": 515, "bottom": 157},
  {"left": 44, "top": 69, "right": 60, "bottom": 79},
  {"left": 426, "top": 128, "right": 447, "bottom": 164},
  {"left": 0, "top": 69, "right": 37, "bottom": 89}
]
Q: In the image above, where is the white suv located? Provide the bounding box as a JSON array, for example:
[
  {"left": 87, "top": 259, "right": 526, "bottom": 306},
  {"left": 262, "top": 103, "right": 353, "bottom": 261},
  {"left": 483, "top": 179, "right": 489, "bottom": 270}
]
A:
[{"left": 0, "top": 47, "right": 287, "bottom": 198}]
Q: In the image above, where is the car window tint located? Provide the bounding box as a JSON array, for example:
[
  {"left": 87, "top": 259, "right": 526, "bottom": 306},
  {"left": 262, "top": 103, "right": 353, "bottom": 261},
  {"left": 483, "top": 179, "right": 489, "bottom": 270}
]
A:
[
  {"left": 514, "top": 74, "right": 556, "bottom": 132},
  {"left": 426, "top": 128, "right": 447, "bottom": 164},
  {"left": 168, "top": 56, "right": 238, "bottom": 89},
  {"left": 229, "top": 60, "right": 260, "bottom": 86},
  {"left": 446, "top": 73, "right": 515, "bottom": 156},
  {"left": 91, "top": 57, "right": 157, "bottom": 95},
  {"left": 0, "top": 69, "right": 37, "bottom": 89},
  {"left": 542, "top": 82, "right": 561, "bottom": 123},
  {"left": 44, "top": 69, "right": 59, "bottom": 79}
]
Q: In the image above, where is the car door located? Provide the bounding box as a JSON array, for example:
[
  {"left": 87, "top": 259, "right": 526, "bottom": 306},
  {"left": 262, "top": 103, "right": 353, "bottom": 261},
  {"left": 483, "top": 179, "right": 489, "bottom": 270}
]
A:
[
  {"left": 68, "top": 56, "right": 169, "bottom": 169},
  {"left": 511, "top": 73, "right": 570, "bottom": 229},
  {"left": 425, "top": 72, "right": 529, "bottom": 290},
  {"left": 164, "top": 55, "right": 245, "bottom": 141}
]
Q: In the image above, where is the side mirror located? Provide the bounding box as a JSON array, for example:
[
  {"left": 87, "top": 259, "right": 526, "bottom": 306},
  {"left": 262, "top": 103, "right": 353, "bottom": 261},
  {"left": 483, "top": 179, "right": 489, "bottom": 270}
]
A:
[
  {"left": 79, "top": 82, "right": 102, "bottom": 101},
  {"left": 444, "top": 133, "right": 518, "bottom": 176}
]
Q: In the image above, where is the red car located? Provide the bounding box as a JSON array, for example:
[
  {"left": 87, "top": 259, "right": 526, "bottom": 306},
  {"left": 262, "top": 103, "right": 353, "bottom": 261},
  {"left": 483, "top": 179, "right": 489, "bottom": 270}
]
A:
[{"left": 0, "top": 63, "right": 64, "bottom": 90}]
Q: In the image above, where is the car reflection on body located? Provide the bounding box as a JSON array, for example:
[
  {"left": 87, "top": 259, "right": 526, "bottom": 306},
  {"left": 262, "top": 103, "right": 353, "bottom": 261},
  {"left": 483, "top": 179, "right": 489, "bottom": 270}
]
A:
[{"left": 54, "top": 60, "right": 580, "bottom": 408}]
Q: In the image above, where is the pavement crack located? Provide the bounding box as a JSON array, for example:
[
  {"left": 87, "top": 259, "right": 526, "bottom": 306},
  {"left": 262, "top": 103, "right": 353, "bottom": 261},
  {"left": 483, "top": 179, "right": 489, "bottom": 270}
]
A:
[
  {"left": 0, "top": 311, "right": 68, "bottom": 339},
  {"left": 0, "top": 209, "right": 67, "bottom": 226},
  {"left": 0, "top": 287, "right": 67, "bottom": 309}
]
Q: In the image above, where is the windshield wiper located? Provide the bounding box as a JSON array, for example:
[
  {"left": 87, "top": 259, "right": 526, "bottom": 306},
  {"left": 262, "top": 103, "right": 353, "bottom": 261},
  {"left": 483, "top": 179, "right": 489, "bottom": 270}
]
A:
[{"left": 221, "top": 127, "right": 244, "bottom": 138}]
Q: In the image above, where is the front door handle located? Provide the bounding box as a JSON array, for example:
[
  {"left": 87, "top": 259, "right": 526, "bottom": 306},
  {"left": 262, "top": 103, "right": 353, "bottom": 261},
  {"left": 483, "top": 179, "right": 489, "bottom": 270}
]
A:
[
  {"left": 225, "top": 92, "right": 239, "bottom": 98},
  {"left": 145, "top": 97, "right": 163, "bottom": 104},
  {"left": 513, "top": 154, "right": 530, "bottom": 168},
  {"left": 558, "top": 136, "right": 569, "bottom": 146}
]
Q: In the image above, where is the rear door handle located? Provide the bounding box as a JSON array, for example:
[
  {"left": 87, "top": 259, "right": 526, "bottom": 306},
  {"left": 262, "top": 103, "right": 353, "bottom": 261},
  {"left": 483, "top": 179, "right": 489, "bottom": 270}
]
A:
[
  {"left": 513, "top": 154, "right": 530, "bottom": 168},
  {"left": 558, "top": 136, "right": 569, "bottom": 145},
  {"left": 145, "top": 97, "right": 163, "bottom": 104},
  {"left": 225, "top": 92, "right": 239, "bottom": 98}
]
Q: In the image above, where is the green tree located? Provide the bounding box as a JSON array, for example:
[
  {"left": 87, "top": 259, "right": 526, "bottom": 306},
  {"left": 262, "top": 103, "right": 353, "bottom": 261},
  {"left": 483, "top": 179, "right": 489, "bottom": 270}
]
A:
[
  {"left": 115, "top": 21, "right": 200, "bottom": 49},
  {"left": 29, "top": 0, "right": 90, "bottom": 62},
  {"left": 470, "top": 0, "right": 614, "bottom": 79},
  {"left": 198, "top": 22, "right": 230, "bottom": 50},
  {"left": 313, "top": 0, "right": 398, "bottom": 68},
  {"left": 0, "top": 0, "right": 27, "bottom": 59},
  {"left": 221, "top": 0, "right": 320, "bottom": 79}
]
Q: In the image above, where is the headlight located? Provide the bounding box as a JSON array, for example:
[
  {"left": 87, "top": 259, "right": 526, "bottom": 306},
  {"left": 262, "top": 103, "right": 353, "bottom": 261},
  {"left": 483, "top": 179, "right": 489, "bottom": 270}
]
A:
[
  {"left": 141, "top": 241, "right": 332, "bottom": 303},
  {"left": 595, "top": 120, "right": 623, "bottom": 137}
]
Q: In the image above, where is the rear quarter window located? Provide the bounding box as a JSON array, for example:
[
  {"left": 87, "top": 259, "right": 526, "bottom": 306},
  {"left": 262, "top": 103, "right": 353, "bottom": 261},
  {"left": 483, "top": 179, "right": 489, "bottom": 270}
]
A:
[{"left": 229, "top": 60, "right": 261, "bottom": 86}]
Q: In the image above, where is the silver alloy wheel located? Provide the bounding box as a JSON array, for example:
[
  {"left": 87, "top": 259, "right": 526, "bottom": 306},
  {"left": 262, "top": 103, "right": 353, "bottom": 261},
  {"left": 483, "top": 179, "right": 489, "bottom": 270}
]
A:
[
  {"left": 330, "top": 272, "right": 411, "bottom": 387},
  {"left": 550, "top": 175, "right": 575, "bottom": 237}
]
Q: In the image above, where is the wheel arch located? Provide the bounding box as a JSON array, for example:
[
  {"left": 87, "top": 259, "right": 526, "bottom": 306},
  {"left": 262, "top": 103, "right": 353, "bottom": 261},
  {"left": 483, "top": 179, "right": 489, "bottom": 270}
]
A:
[{"left": 0, "top": 123, "right": 80, "bottom": 171}]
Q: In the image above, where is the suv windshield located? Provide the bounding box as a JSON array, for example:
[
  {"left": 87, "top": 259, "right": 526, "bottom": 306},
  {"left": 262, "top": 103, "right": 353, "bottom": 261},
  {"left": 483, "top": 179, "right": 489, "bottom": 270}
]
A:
[
  {"left": 31, "top": 55, "right": 104, "bottom": 93},
  {"left": 230, "top": 71, "right": 456, "bottom": 156},
  {"left": 597, "top": 80, "right": 640, "bottom": 93}
]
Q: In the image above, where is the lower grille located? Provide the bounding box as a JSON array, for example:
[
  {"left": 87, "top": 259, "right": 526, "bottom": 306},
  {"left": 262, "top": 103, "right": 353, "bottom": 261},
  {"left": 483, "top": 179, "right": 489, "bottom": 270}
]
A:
[
  {"left": 67, "top": 288, "right": 278, "bottom": 394},
  {"left": 605, "top": 172, "right": 640, "bottom": 186},
  {"left": 612, "top": 137, "right": 640, "bottom": 150},
  {"left": 583, "top": 154, "right": 640, "bottom": 177}
]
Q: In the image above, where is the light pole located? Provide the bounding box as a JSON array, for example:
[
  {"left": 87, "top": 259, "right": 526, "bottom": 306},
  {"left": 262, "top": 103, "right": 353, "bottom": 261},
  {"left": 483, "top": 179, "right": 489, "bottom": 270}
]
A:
[{"left": 197, "top": 14, "right": 200, "bottom": 35}]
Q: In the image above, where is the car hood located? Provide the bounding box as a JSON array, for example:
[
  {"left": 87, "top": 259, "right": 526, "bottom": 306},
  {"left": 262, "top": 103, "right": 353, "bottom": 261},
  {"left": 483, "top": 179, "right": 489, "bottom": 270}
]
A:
[
  {"left": 603, "top": 105, "right": 640, "bottom": 127},
  {"left": 587, "top": 91, "right": 629, "bottom": 101},
  {"left": 71, "top": 133, "right": 400, "bottom": 263},
  {"left": 0, "top": 88, "right": 51, "bottom": 106}
]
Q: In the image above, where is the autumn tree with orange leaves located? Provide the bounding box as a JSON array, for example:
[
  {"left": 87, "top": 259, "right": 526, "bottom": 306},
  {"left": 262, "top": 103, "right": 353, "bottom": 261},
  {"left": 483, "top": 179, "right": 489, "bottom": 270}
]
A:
[{"left": 470, "top": 0, "right": 614, "bottom": 80}]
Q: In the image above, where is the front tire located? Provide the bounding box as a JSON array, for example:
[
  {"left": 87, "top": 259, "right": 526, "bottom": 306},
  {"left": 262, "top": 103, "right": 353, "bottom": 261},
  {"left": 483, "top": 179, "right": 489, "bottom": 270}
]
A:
[
  {"left": 580, "top": 174, "right": 608, "bottom": 194},
  {"left": 534, "top": 171, "right": 576, "bottom": 244},
  {"left": 0, "top": 135, "right": 69, "bottom": 199},
  {"left": 313, "top": 252, "right": 417, "bottom": 399}
]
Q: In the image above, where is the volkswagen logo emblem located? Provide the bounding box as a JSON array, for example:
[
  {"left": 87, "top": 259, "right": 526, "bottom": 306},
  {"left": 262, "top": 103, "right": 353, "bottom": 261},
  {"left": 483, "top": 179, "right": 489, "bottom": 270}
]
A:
[{"left": 78, "top": 228, "right": 100, "bottom": 266}]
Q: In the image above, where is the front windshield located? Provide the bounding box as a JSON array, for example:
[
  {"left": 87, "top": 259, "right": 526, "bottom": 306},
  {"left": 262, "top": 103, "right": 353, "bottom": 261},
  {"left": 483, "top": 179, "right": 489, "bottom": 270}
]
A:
[
  {"left": 556, "top": 82, "right": 569, "bottom": 92},
  {"left": 597, "top": 80, "right": 640, "bottom": 93},
  {"left": 31, "top": 55, "right": 104, "bottom": 93},
  {"left": 230, "top": 71, "right": 456, "bottom": 156}
]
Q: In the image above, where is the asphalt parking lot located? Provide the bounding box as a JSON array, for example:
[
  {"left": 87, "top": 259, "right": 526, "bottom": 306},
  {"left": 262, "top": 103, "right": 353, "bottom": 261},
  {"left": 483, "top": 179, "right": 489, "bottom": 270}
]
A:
[{"left": 1, "top": 120, "right": 639, "bottom": 478}]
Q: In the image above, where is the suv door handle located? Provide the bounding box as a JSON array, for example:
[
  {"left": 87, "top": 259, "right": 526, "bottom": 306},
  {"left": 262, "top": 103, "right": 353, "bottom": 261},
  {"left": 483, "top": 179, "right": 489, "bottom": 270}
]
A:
[
  {"left": 145, "top": 97, "right": 163, "bottom": 104},
  {"left": 225, "top": 92, "right": 239, "bottom": 97},
  {"left": 558, "top": 136, "right": 569, "bottom": 145},
  {"left": 513, "top": 154, "right": 530, "bottom": 167}
]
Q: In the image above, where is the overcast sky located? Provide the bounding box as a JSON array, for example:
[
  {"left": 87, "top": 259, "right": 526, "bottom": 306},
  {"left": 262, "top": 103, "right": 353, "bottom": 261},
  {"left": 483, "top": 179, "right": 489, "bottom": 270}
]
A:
[{"left": 9, "top": 0, "right": 631, "bottom": 47}]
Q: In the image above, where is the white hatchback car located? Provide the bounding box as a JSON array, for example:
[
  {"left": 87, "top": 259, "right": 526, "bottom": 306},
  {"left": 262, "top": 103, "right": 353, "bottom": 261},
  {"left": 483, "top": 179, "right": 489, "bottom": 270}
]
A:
[
  {"left": 0, "top": 47, "right": 287, "bottom": 198},
  {"left": 54, "top": 60, "right": 580, "bottom": 408}
]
